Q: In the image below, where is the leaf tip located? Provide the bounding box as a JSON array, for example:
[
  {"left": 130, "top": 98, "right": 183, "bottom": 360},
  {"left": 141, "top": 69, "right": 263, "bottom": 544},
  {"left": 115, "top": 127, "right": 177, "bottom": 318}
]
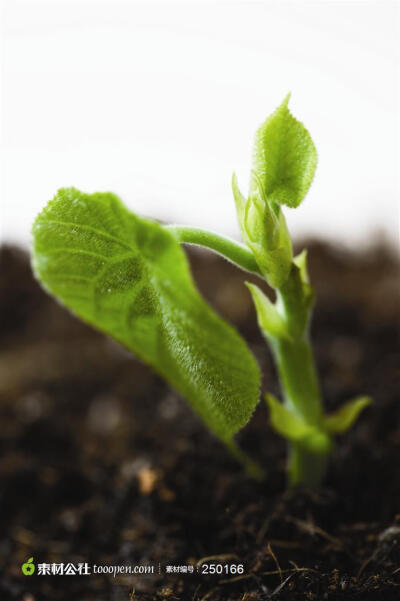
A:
[
  {"left": 323, "top": 395, "right": 372, "bottom": 435},
  {"left": 282, "top": 91, "right": 291, "bottom": 107}
]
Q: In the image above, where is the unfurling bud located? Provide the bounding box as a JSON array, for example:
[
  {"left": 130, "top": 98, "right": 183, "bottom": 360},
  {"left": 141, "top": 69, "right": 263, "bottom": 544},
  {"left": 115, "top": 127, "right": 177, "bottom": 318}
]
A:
[
  {"left": 232, "top": 94, "right": 317, "bottom": 290},
  {"left": 232, "top": 172, "right": 292, "bottom": 288}
]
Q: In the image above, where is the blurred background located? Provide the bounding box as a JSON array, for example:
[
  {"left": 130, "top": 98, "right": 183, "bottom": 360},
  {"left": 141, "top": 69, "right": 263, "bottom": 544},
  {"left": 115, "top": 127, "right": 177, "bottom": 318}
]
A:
[{"left": 2, "top": 0, "right": 399, "bottom": 248}]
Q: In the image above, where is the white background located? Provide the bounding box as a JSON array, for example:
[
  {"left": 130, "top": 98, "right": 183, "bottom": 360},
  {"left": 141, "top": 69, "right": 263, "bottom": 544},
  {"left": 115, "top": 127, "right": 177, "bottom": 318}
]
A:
[{"left": 1, "top": 0, "right": 399, "bottom": 249}]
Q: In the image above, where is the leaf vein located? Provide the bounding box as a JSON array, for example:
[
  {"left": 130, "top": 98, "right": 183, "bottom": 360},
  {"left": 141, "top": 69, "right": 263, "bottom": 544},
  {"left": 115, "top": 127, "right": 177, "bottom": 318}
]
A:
[{"left": 42, "top": 219, "right": 135, "bottom": 253}]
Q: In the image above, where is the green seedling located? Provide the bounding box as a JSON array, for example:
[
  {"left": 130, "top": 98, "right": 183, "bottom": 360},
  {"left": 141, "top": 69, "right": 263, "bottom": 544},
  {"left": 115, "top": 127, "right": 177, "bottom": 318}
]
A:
[{"left": 32, "top": 95, "right": 371, "bottom": 487}]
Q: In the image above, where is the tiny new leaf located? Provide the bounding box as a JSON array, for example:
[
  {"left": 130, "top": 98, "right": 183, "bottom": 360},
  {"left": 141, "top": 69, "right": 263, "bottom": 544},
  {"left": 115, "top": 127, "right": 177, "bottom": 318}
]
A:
[
  {"left": 265, "top": 394, "right": 332, "bottom": 455},
  {"left": 323, "top": 396, "right": 372, "bottom": 435},
  {"left": 32, "top": 188, "right": 261, "bottom": 442},
  {"left": 250, "top": 94, "right": 317, "bottom": 208},
  {"left": 265, "top": 393, "right": 310, "bottom": 440},
  {"left": 246, "top": 283, "right": 290, "bottom": 340}
]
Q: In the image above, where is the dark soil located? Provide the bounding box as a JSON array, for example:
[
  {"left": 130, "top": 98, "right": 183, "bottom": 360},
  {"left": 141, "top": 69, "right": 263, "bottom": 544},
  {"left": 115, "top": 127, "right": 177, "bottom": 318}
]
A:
[{"left": 0, "top": 241, "right": 399, "bottom": 601}]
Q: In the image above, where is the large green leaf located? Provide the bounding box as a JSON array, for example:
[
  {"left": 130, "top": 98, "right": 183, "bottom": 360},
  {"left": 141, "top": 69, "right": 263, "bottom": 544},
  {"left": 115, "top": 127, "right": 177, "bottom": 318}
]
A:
[
  {"left": 251, "top": 94, "right": 317, "bottom": 208},
  {"left": 32, "top": 188, "right": 261, "bottom": 441}
]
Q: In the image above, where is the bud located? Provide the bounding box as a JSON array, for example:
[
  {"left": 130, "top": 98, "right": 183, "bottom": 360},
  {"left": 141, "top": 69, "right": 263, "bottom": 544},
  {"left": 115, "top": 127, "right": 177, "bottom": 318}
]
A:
[
  {"left": 232, "top": 172, "right": 292, "bottom": 288},
  {"left": 232, "top": 95, "right": 317, "bottom": 289}
]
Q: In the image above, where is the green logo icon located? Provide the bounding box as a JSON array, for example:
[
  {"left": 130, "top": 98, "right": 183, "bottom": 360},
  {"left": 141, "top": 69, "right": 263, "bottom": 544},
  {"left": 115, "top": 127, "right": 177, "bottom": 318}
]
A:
[{"left": 21, "top": 557, "right": 35, "bottom": 576}]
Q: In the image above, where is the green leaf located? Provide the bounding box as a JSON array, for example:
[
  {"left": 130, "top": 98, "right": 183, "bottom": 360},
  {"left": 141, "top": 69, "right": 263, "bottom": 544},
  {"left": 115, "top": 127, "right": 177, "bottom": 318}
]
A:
[
  {"left": 265, "top": 393, "right": 310, "bottom": 440},
  {"left": 250, "top": 93, "right": 317, "bottom": 208},
  {"left": 246, "top": 283, "right": 291, "bottom": 340},
  {"left": 265, "top": 393, "right": 332, "bottom": 454},
  {"left": 32, "top": 188, "right": 261, "bottom": 441},
  {"left": 293, "top": 249, "right": 309, "bottom": 285},
  {"left": 323, "top": 396, "right": 372, "bottom": 435},
  {"left": 232, "top": 172, "right": 247, "bottom": 241}
]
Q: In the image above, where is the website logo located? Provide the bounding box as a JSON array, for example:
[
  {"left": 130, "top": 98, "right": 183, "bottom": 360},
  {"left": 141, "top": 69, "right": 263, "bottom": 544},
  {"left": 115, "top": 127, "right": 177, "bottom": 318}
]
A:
[{"left": 21, "top": 557, "right": 35, "bottom": 576}]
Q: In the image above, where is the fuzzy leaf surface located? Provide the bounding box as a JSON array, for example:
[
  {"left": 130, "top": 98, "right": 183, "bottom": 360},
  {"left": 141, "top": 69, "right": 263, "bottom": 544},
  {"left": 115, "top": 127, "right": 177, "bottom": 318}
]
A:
[
  {"left": 32, "top": 188, "right": 261, "bottom": 440},
  {"left": 251, "top": 94, "right": 317, "bottom": 208}
]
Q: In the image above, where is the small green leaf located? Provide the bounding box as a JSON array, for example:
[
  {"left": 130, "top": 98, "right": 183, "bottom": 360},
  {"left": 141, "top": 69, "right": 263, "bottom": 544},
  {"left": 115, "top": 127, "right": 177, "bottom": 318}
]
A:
[
  {"left": 246, "top": 283, "right": 290, "bottom": 340},
  {"left": 323, "top": 396, "right": 372, "bottom": 434},
  {"left": 293, "top": 249, "right": 309, "bottom": 285},
  {"left": 245, "top": 172, "right": 280, "bottom": 249},
  {"left": 250, "top": 94, "right": 317, "bottom": 208},
  {"left": 32, "top": 188, "right": 261, "bottom": 442},
  {"left": 265, "top": 393, "right": 310, "bottom": 440},
  {"left": 232, "top": 172, "right": 247, "bottom": 241},
  {"left": 265, "top": 394, "right": 332, "bottom": 454}
]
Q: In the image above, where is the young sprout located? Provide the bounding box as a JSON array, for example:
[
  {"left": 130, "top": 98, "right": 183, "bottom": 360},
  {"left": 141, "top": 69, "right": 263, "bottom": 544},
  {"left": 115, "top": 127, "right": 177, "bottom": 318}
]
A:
[{"left": 32, "top": 95, "right": 371, "bottom": 487}]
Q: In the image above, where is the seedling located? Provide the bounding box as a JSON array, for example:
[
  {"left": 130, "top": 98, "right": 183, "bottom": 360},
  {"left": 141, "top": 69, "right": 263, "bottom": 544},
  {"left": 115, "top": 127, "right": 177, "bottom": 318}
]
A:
[{"left": 32, "top": 95, "right": 371, "bottom": 487}]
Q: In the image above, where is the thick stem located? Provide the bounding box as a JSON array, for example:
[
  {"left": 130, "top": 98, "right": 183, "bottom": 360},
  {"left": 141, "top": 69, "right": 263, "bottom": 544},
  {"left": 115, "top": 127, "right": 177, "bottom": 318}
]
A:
[
  {"left": 268, "top": 268, "right": 329, "bottom": 487},
  {"left": 269, "top": 335, "right": 327, "bottom": 487},
  {"left": 165, "top": 225, "right": 262, "bottom": 277},
  {"left": 288, "top": 443, "right": 329, "bottom": 488},
  {"left": 269, "top": 336, "right": 322, "bottom": 425}
]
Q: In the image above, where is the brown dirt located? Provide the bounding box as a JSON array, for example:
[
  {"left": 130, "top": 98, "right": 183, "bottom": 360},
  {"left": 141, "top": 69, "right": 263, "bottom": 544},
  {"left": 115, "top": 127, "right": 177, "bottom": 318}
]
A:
[{"left": 0, "top": 241, "right": 399, "bottom": 601}]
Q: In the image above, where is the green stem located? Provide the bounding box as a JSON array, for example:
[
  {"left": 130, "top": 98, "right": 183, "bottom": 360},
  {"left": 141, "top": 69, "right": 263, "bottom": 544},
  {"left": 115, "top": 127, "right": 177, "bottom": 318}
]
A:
[
  {"left": 288, "top": 443, "right": 329, "bottom": 488},
  {"left": 267, "top": 267, "right": 329, "bottom": 487},
  {"left": 269, "top": 334, "right": 327, "bottom": 487},
  {"left": 269, "top": 336, "right": 322, "bottom": 425},
  {"left": 165, "top": 225, "right": 262, "bottom": 277}
]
